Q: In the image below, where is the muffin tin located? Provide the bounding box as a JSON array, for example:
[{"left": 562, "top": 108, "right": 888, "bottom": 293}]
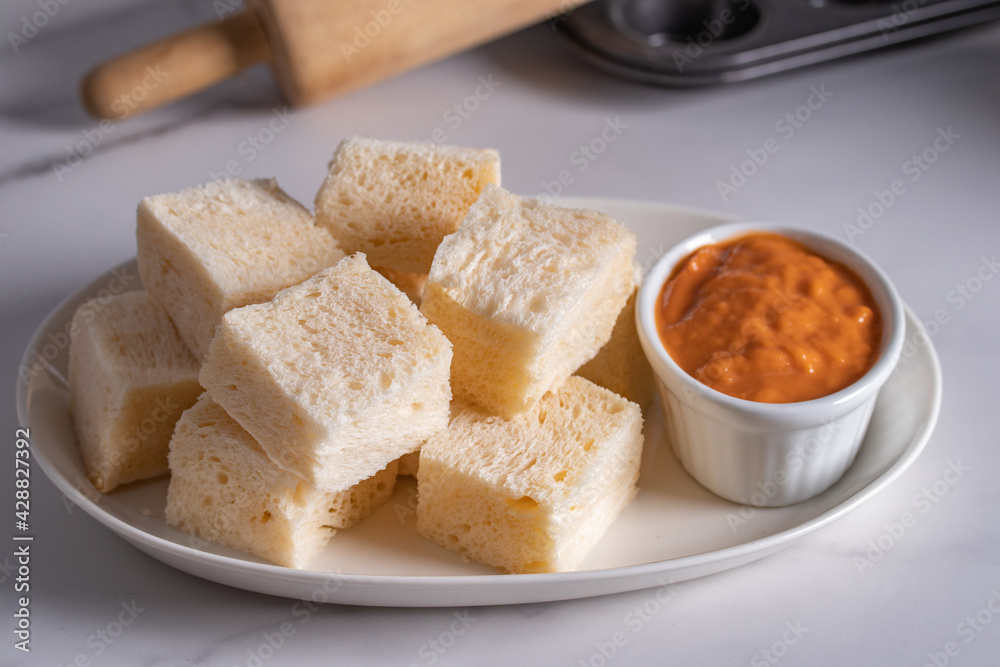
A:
[{"left": 556, "top": 0, "right": 1000, "bottom": 85}]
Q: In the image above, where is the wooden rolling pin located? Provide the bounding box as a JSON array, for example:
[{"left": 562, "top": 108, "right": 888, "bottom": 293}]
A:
[{"left": 81, "top": 0, "right": 582, "bottom": 119}]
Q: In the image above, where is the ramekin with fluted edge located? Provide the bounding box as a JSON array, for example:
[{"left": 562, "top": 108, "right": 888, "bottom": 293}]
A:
[{"left": 636, "top": 222, "right": 906, "bottom": 507}]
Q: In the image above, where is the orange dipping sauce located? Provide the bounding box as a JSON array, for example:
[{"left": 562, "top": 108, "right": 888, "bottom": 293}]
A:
[{"left": 655, "top": 233, "right": 881, "bottom": 403}]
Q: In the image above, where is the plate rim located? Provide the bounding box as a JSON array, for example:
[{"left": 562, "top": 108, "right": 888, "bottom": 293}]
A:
[{"left": 16, "top": 197, "right": 944, "bottom": 606}]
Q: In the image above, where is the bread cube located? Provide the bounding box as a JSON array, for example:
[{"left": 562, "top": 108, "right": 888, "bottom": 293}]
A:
[
  {"left": 314, "top": 137, "right": 501, "bottom": 274},
  {"left": 420, "top": 184, "right": 637, "bottom": 417},
  {"left": 166, "top": 395, "right": 398, "bottom": 568},
  {"left": 416, "top": 377, "right": 644, "bottom": 574},
  {"left": 374, "top": 266, "right": 427, "bottom": 307},
  {"left": 200, "top": 253, "right": 452, "bottom": 492},
  {"left": 397, "top": 451, "right": 420, "bottom": 477},
  {"left": 137, "top": 177, "right": 344, "bottom": 360},
  {"left": 68, "top": 291, "right": 202, "bottom": 492},
  {"left": 576, "top": 274, "right": 656, "bottom": 409}
]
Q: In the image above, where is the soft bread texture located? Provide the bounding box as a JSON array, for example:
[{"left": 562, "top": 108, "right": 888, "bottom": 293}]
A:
[
  {"left": 166, "top": 394, "right": 397, "bottom": 568},
  {"left": 420, "top": 184, "right": 637, "bottom": 417},
  {"left": 397, "top": 451, "right": 420, "bottom": 477},
  {"left": 137, "top": 177, "right": 344, "bottom": 360},
  {"left": 314, "top": 137, "right": 501, "bottom": 274},
  {"left": 68, "top": 291, "right": 202, "bottom": 492},
  {"left": 416, "top": 377, "right": 644, "bottom": 574},
  {"left": 576, "top": 268, "right": 656, "bottom": 409},
  {"left": 199, "top": 253, "right": 453, "bottom": 492},
  {"left": 375, "top": 266, "right": 428, "bottom": 307}
]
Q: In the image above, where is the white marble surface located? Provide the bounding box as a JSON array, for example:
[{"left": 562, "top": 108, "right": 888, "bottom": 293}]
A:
[{"left": 2, "top": 0, "right": 999, "bottom": 664}]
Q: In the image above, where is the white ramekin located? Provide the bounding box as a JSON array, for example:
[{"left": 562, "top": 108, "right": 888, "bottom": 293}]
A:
[{"left": 636, "top": 222, "right": 905, "bottom": 507}]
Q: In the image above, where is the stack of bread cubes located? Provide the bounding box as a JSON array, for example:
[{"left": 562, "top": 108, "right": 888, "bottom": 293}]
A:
[{"left": 68, "top": 136, "right": 655, "bottom": 574}]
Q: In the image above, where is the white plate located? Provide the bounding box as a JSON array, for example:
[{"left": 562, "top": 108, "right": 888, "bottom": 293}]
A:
[{"left": 16, "top": 199, "right": 942, "bottom": 607}]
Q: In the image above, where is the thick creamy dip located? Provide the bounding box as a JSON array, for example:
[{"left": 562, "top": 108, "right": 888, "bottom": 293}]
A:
[{"left": 655, "top": 232, "right": 881, "bottom": 403}]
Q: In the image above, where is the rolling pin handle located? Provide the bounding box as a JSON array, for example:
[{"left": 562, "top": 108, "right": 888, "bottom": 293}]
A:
[{"left": 80, "top": 11, "right": 271, "bottom": 120}]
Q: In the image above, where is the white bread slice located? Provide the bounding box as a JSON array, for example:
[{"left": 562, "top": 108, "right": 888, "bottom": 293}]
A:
[
  {"left": 314, "top": 137, "right": 501, "bottom": 274},
  {"left": 166, "top": 394, "right": 398, "bottom": 568},
  {"left": 420, "top": 184, "right": 637, "bottom": 417},
  {"left": 199, "top": 253, "right": 452, "bottom": 492},
  {"left": 68, "top": 291, "right": 202, "bottom": 492},
  {"left": 416, "top": 377, "right": 644, "bottom": 574},
  {"left": 576, "top": 268, "right": 656, "bottom": 409},
  {"left": 374, "top": 266, "right": 427, "bottom": 307},
  {"left": 397, "top": 451, "right": 420, "bottom": 477},
  {"left": 137, "top": 177, "right": 345, "bottom": 360}
]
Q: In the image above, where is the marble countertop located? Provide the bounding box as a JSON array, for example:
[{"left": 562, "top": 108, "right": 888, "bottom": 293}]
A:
[{"left": 2, "top": 0, "right": 999, "bottom": 664}]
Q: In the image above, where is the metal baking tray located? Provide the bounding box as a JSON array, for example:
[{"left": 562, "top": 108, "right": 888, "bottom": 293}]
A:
[{"left": 555, "top": 0, "right": 1000, "bottom": 85}]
